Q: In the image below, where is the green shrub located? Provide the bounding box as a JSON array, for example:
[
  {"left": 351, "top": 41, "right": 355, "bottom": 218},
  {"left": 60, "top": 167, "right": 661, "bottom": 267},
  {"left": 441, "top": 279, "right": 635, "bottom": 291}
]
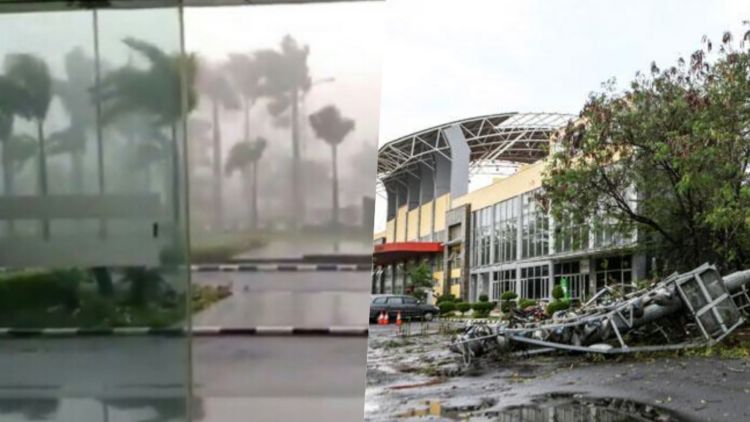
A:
[
  {"left": 478, "top": 294, "right": 489, "bottom": 303},
  {"left": 0, "top": 269, "right": 83, "bottom": 312},
  {"left": 471, "top": 302, "right": 494, "bottom": 318},
  {"left": 501, "top": 291, "right": 518, "bottom": 301},
  {"left": 456, "top": 302, "right": 471, "bottom": 315},
  {"left": 436, "top": 294, "right": 455, "bottom": 304},
  {"left": 546, "top": 299, "right": 570, "bottom": 315},
  {"left": 519, "top": 298, "right": 537, "bottom": 310},
  {"left": 552, "top": 285, "right": 565, "bottom": 300},
  {"left": 438, "top": 301, "right": 456, "bottom": 315}
]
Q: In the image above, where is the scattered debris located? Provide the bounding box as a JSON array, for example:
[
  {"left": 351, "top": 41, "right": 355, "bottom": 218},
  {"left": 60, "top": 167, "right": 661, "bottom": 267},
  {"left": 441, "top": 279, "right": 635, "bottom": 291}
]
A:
[{"left": 450, "top": 263, "right": 750, "bottom": 365}]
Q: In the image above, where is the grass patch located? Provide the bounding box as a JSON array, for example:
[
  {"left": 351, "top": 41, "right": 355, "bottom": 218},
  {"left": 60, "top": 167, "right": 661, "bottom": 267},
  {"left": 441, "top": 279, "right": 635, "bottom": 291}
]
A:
[
  {"left": 191, "top": 284, "right": 232, "bottom": 313},
  {"left": 0, "top": 269, "right": 232, "bottom": 328}
]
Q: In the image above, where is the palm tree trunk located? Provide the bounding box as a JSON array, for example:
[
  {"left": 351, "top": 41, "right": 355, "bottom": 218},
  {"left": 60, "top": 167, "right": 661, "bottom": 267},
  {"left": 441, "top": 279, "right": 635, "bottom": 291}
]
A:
[
  {"left": 331, "top": 144, "right": 339, "bottom": 227},
  {"left": 251, "top": 160, "right": 258, "bottom": 230},
  {"left": 2, "top": 142, "right": 15, "bottom": 236},
  {"left": 211, "top": 99, "right": 223, "bottom": 231},
  {"left": 243, "top": 167, "right": 252, "bottom": 227},
  {"left": 170, "top": 123, "right": 180, "bottom": 226},
  {"left": 71, "top": 151, "right": 84, "bottom": 194},
  {"left": 331, "top": 144, "right": 339, "bottom": 253},
  {"left": 37, "top": 121, "right": 50, "bottom": 240},
  {"left": 290, "top": 88, "right": 303, "bottom": 230},
  {"left": 243, "top": 96, "right": 250, "bottom": 141},
  {"left": 93, "top": 8, "right": 106, "bottom": 240}
]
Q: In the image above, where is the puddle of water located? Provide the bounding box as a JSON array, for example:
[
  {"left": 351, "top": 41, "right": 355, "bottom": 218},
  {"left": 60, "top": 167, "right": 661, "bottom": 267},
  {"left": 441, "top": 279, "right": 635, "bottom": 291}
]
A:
[{"left": 403, "top": 393, "right": 695, "bottom": 421}]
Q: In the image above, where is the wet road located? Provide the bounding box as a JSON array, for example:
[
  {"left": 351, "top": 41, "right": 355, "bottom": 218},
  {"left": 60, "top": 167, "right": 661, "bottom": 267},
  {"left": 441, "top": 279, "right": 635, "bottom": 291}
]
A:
[
  {"left": 0, "top": 270, "right": 371, "bottom": 421},
  {"left": 365, "top": 324, "right": 750, "bottom": 421},
  {"left": 191, "top": 270, "right": 370, "bottom": 327}
]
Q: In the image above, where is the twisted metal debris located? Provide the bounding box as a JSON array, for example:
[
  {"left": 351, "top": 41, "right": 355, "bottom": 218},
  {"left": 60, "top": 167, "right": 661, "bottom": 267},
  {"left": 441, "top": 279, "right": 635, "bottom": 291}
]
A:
[{"left": 450, "top": 263, "right": 750, "bottom": 365}]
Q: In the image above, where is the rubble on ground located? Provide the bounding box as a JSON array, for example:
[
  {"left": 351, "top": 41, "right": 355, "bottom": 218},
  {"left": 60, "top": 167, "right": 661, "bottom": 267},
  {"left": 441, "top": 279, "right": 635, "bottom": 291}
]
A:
[{"left": 449, "top": 263, "right": 750, "bottom": 365}]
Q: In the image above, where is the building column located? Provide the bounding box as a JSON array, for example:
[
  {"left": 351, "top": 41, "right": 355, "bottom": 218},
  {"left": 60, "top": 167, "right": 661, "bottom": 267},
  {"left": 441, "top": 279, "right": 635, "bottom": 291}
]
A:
[{"left": 548, "top": 261, "right": 554, "bottom": 301}]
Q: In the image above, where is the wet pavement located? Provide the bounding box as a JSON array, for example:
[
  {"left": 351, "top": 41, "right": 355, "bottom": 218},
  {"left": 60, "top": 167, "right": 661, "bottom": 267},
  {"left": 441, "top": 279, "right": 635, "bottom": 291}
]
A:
[
  {"left": 0, "top": 270, "right": 371, "bottom": 421},
  {"left": 191, "top": 270, "right": 369, "bottom": 327},
  {"left": 365, "top": 321, "right": 750, "bottom": 421}
]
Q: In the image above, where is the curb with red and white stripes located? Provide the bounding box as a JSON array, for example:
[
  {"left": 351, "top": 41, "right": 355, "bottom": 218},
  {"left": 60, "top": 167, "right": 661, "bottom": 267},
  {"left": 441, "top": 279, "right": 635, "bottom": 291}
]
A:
[
  {"left": 0, "top": 326, "right": 369, "bottom": 338},
  {"left": 190, "top": 263, "right": 371, "bottom": 272}
]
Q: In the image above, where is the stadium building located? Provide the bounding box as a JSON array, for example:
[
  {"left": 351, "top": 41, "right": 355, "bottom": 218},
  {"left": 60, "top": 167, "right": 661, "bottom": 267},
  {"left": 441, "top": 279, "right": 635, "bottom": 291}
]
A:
[{"left": 371, "top": 112, "right": 647, "bottom": 303}]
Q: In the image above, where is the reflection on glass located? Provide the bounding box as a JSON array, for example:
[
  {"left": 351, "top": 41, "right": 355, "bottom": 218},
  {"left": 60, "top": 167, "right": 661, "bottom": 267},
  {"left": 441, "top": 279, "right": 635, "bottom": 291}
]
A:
[{"left": 0, "top": 3, "right": 189, "bottom": 422}]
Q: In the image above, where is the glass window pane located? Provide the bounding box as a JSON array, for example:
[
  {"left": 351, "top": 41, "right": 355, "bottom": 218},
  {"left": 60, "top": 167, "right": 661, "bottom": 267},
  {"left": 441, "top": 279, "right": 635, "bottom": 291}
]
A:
[{"left": 0, "top": 3, "right": 189, "bottom": 421}]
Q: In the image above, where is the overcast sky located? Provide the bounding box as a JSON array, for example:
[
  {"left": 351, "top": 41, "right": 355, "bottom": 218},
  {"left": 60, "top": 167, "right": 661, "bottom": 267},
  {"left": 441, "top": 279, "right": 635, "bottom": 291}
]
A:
[{"left": 373, "top": 0, "right": 750, "bottom": 232}]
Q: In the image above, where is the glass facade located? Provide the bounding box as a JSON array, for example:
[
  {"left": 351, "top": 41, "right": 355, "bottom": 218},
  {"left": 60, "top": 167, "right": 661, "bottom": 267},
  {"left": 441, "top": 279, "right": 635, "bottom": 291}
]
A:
[
  {"left": 1, "top": 1, "right": 384, "bottom": 420},
  {"left": 554, "top": 212, "right": 589, "bottom": 253},
  {"left": 520, "top": 265, "right": 549, "bottom": 299},
  {"left": 521, "top": 190, "right": 549, "bottom": 259},
  {"left": 553, "top": 260, "right": 589, "bottom": 299},
  {"left": 491, "top": 268, "right": 517, "bottom": 301},
  {"left": 595, "top": 255, "right": 633, "bottom": 291},
  {"left": 493, "top": 197, "right": 518, "bottom": 263},
  {"left": 0, "top": 3, "right": 191, "bottom": 421}
]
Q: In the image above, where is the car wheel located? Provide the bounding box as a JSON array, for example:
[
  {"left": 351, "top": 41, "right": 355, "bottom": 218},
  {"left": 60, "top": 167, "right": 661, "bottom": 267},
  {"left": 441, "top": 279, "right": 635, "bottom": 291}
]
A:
[{"left": 423, "top": 312, "right": 434, "bottom": 321}]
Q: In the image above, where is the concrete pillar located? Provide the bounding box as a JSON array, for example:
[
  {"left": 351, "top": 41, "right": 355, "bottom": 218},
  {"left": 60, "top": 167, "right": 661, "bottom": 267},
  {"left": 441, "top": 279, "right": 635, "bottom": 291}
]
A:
[
  {"left": 633, "top": 254, "right": 647, "bottom": 283},
  {"left": 442, "top": 124, "right": 470, "bottom": 199}
]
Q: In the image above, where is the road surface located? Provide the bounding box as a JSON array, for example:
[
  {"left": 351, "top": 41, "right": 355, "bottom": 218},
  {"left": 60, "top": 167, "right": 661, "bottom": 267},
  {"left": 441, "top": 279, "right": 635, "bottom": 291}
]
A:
[{"left": 0, "top": 270, "right": 372, "bottom": 421}]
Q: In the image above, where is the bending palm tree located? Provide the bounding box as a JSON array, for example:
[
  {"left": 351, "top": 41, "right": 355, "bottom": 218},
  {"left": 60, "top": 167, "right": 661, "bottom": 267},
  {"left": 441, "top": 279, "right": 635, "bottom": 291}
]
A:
[
  {"left": 4, "top": 54, "right": 53, "bottom": 239},
  {"left": 255, "top": 35, "right": 311, "bottom": 230},
  {"left": 97, "top": 37, "right": 197, "bottom": 226},
  {"left": 308, "top": 105, "right": 355, "bottom": 228},
  {"left": 225, "top": 137, "right": 267, "bottom": 229},
  {"left": 49, "top": 47, "right": 99, "bottom": 193},
  {"left": 196, "top": 59, "right": 239, "bottom": 231},
  {"left": 225, "top": 53, "right": 262, "bottom": 141}
]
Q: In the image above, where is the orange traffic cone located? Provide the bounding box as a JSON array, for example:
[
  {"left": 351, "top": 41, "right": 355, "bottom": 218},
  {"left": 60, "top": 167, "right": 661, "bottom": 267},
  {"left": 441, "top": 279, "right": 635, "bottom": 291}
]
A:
[
  {"left": 384, "top": 312, "right": 390, "bottom": 325},
  {"left": 377, "top": 312, "right": 383, "bottom": 325},
  {"left": 396, "top": 311, "right": 402, "bottom": 326}
]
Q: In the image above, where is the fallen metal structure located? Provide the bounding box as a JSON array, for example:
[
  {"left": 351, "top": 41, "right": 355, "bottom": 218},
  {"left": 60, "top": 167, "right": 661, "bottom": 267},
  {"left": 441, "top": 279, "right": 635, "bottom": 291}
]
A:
[{"left": 450, "top": 263, "right": 750, "bottom": 365}]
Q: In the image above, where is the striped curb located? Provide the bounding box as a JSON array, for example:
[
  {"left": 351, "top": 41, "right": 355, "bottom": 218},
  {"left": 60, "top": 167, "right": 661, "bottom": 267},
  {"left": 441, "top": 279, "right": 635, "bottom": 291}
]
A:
[
  {"left": 0, "top": 263, "right": 373, "bottom": 273},
  {"left": 440, "top": 318, "right": 501, "bottom": 324},
  {"left": 0, "top": 326, "right": 369, "bottom": 338},
  {"left": 190, "top": 263, "right": 371, "bottom": 272}
]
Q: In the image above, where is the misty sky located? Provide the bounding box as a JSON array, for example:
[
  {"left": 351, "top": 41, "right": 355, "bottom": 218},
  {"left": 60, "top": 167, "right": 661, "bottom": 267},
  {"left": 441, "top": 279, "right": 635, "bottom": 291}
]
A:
[{"left": 373, "top": 0, "right": 750, "bottom": 233}]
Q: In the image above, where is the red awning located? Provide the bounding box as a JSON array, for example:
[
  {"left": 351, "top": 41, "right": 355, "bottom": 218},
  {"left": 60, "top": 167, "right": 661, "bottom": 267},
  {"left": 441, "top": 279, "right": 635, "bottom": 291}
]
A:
[{"left": 373, "top": 242, "right": 443, "bottom": 266}]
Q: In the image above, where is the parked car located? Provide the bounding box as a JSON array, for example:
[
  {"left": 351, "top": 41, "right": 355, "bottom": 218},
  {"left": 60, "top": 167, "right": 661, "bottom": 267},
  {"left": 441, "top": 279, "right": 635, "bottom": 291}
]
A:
[{"left": 369, "top": 294, "right": 440, "bottom": 323}]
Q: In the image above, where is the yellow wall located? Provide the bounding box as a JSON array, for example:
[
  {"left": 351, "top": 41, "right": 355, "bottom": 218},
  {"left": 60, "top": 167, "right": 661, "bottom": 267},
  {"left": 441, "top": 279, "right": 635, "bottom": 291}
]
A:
[
  {"left": 419, "top": 202, "right": 432, "bottom": 238},
  {"left": 373, "top": 230, "right": 386, "bottom": 241},
  {"left": 433, "top": 194, "right": 450, "bottom": 233},
  {"left": 395, "top": 206, "right": 407, "bottom": 241},
  {"left": 452, "top": 160, "right": 545, "bottom": 210},
  {"left": 385, "top": 220, "right": 395, "bottom": 243},
  {"left": 450, "top": 284, "right": 461, "bottom": 298},
  {"left": 432, "top": 270, "right": 444, "bottom": 299},
  {"left": 407, "top": 209, "right": 419, "bottom": 241},
  {"left": 450, "top": 268, "right": 462, "bottom": 279}
]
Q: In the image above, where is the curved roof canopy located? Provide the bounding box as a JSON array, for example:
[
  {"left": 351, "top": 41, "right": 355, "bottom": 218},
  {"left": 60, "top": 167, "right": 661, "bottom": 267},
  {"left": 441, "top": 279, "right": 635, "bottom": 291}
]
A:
[{"left": 377, "top": 112, "right": 574, "bottom": 182}]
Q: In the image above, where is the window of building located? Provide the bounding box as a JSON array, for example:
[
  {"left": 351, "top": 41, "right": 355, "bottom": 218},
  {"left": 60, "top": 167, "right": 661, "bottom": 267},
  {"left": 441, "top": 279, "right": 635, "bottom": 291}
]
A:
[
  {"left": 554, "top": 212, "right": 589, "bottom": 253},
  {"left": 520, "top": 265, "right": 550, "bottom": 299},
  {"left": 494, "top": 197, "right": 518, "bottom": 263},
  {"left": 491, "top": 269, "right": 517, "bottom": 301},
  {"left": 448, "top": 223, "right": 462, "bottom": 241},
  {"left": 521, "top": 191, "right": 549, "bottom": 259},
  {"left": 553, "top": 260, "right": 589, "bottom": 299},
  {"left": 594, "top": 255, "right": 633, "bottom": 291}
]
